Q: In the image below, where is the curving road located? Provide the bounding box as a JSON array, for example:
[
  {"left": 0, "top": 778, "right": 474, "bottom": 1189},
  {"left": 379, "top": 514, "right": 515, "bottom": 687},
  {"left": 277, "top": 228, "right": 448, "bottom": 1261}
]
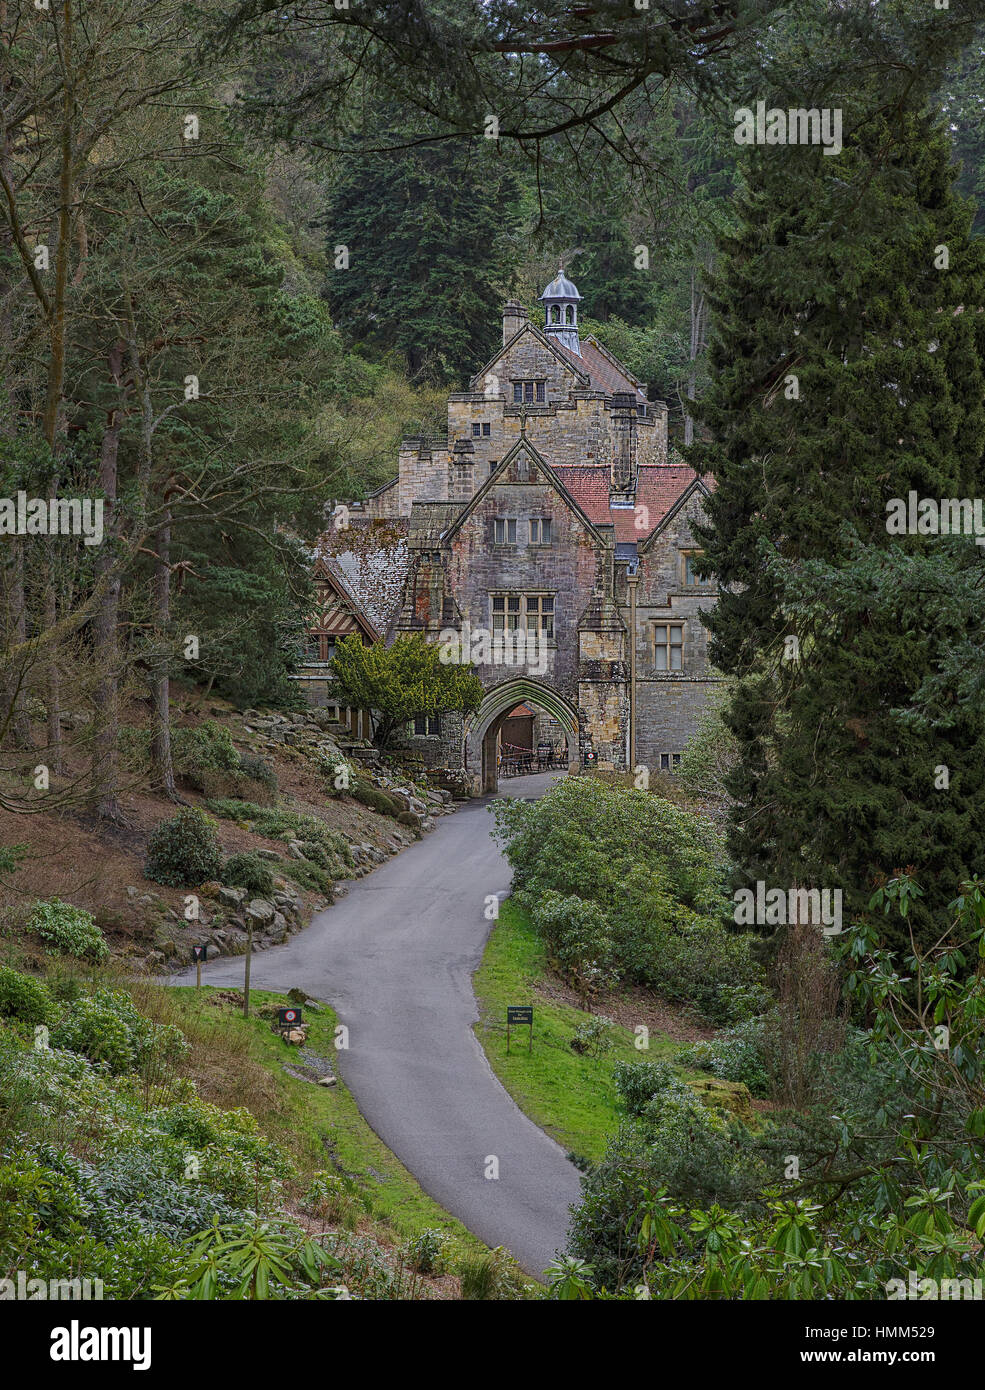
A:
[{"left": 174, "top": 772, "right": 582, "bottom": 1276}]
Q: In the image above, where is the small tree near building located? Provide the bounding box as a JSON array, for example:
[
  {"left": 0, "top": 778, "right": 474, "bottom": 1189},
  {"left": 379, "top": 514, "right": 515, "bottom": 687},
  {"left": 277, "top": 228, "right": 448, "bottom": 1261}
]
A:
[{"left": 330, "top": 635, "right": 483, "bottom": 750}]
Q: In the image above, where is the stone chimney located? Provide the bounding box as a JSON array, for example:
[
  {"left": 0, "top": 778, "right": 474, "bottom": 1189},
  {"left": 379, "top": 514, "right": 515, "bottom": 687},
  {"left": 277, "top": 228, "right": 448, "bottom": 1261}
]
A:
[
  {"left": 610, "top": 392, "right": 638, "bottom": 491},
  {"left": 502, "top": 300, "right": 528, "bottom": 345}
]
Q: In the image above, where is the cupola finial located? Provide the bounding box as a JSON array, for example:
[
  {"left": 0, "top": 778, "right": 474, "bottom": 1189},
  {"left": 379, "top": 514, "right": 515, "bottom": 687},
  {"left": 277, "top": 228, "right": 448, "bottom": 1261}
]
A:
[{"left": 539, "top": 264, "right": 582, "bottom": 356}]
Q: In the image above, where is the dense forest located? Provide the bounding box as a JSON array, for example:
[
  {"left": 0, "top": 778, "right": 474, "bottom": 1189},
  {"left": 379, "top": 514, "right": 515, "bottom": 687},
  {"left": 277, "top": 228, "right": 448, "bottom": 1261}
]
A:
[{"left": 4, "top": 0, "right": 985, "bottom": 1336}]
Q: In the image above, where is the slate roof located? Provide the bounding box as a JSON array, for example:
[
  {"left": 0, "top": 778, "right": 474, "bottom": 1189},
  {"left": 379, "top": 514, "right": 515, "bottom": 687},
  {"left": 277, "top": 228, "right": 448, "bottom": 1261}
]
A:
[
  {"left": 315, "top": 519, "right": 411, "bottom": 636},
  {"left": 555, "top": 337, "right": 646, "bottom": 401},
  {"left": 407, "top": 502, "right": 462, "bottom": 547}
]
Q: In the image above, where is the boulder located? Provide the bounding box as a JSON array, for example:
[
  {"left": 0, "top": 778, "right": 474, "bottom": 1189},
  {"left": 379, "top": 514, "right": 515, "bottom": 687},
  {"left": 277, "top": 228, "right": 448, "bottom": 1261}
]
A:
[{"left": 245, "top": 898, "right": 276, "bottom": 926}]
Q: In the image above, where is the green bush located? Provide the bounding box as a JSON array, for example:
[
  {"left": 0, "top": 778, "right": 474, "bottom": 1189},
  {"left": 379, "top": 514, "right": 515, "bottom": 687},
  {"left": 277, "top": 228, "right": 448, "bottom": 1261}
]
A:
[
  {"left": 221, "top": 852, "right": 275, "bottom": 897},
  {"left": 0, "top": 966, "right": 56, "bottom": 1027},
  {"left": 237, "top": 753, "right": 277, "bottom": 795},
  {"left": 677, "top": 1017, "right": 772, "bottom": 1098},
  {"left": 302, "top": 1171, "right": 368, "bottom": 1230},
  {"left": 275, "top": 859, "right": 334, "bottom": 896},
  {"left": 618, "top": 916, "right": 763, "bottom": 1025},
  {"left": 295, "top": 840, "right": 330, "bottom": 869},
  {"left": 172, "top": 720, "right": 241, "bottom": 780},
  {"left": 205, "top": 801, "right": 352, "bottom": 875},
  {"left": 531, "top": 892, "right": 618, "bottom": 997},
  {"left": 494, "top": 777, "right": 761, "bottom": 1022},
  {"left": 612, "top": 1059, "right": 680, "bottom": 1117},
  {"left": 571, "top": 1015, "right": 615, "bottom": 1058},
  {"left": 29, "top": 899, "right": 108, "bottom": 961},
  {"left": 51, "top": 988, "right": 189, "bottom": 1075},
  {"left": 145, "top": 809, "right": 223, "bottom": 888},
  {"left": 457, "top": 1245, "right": 528, "bottom": 1300},
  {"left": 402, "top": 1227, "right": 451, "bottom": 1275},
  {"left": 494, "top": 776, "right": 730, "bottom": 917}
]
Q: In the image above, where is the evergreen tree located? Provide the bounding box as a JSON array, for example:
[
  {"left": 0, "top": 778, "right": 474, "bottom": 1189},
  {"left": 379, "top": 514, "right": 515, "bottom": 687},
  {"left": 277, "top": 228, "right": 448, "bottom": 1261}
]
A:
[
  {"left": 693, "top": 108, "right": 985, "bottom": 945},
  {"left": 325, "top": 131, "right": 521, "bottom": 385}
]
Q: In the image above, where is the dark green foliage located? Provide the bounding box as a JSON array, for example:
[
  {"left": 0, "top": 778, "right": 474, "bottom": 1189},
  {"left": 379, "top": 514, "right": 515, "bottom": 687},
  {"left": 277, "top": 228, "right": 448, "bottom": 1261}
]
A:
[
  {"left": 692, "top": 108, "right": 985, "bottom": 945},
  {"left": 530, "top": 893, "right": 617, "bottom": 998},
  {"left": 237, "top": 754, "right": 278, "bottom": 796},
  {"left": 566, "top": 880, "right": 985, "bottom": 1296},
  {"left": 221, "top": 852, "right": 275, "bottom": 896},
  {"left": 493, "top": 777, "right": 760, "bottom": 1022},
  {"left": 50, "top": 989, "right": 188, "bottom": 1076},
  {"left": 28, "top": 900, "right": 109, "bottom": 962},
  {"left": 274, "top": 858, "right": 334, "bottom": 897},
  {"left": 0, "top": 845, "right": 26, "bottom": 880},
  {"left": 145, "top": 809, "right": 224, "bottom": 888},
  {"left": 677, "top": 1019, "right": 772, "bottom": 1099},
  {"left": 0, "top": 966, "right": 56, "bottom": 1029},
  {"left": 172, "top": 721, "right": 241, "bottom": 788},
  {"left": 351, "top": 779, "right": 403, "bottom": 817},
  {"left": 611, "top": 1060, "right": 680, "bottom": 1118},
  {"left": 325, "top": 127, "right": 521, "bottom": 385}
]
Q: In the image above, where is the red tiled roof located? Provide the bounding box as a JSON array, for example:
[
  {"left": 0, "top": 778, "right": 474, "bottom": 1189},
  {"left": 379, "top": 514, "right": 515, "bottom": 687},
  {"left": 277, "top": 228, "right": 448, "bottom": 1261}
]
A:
[
  {"left": 556, "top": 338, "right": 646, "bottom": 400},
  {"left": 553, "top": 465, "right": 709, "bottom": 540},
  {"left": 552, "top": 465, "right": 611, "bottom": 523}
]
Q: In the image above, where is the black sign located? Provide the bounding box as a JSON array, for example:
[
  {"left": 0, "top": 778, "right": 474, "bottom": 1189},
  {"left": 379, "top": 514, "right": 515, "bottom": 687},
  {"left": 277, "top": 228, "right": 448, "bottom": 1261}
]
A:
[
  {"left": 192, "top": 945, "right": 207, "bottom": 963},
  {"left": 507, "top": 1006, "right": 533, "bottom": 1026},
  {"left": 278, "top": 1007, "right": 303, "bottom": 1028}
]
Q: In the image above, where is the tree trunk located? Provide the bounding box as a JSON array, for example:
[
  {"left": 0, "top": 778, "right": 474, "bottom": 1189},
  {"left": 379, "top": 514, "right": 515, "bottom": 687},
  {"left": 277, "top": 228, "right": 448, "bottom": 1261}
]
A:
[
  {"left": 150, "top": 508, "right": 176, "bottom": 798},
  {"left": 0, "top": 7, "right": 32, "bottom": 751},
  {"left": 91, "top": 344, "right": 126, "bottom": 818},
  {"left": 40, "top": 1, "right": 76, "bottom": 779}
]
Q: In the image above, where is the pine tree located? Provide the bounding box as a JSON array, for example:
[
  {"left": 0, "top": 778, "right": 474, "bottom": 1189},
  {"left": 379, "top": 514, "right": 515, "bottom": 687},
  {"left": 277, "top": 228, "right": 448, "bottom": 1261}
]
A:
[
  {"left": 325, "top": 129, "right": 521, "bottom": 385},
  {"left": 693, "top": 108, "right": 985, "bottom": 945}
]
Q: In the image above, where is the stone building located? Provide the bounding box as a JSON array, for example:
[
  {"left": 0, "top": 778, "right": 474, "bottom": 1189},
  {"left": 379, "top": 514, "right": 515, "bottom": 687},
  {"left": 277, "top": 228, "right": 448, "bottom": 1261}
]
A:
[{"left": 308, "top": 268, "right": 721, "bottom": 792}]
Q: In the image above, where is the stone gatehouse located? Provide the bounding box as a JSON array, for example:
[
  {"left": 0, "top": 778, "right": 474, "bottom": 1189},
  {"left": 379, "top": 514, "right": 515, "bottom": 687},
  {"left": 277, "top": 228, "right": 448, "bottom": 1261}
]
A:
[{"left": 307, "top": 268, "right": 721, "bottom": 792}]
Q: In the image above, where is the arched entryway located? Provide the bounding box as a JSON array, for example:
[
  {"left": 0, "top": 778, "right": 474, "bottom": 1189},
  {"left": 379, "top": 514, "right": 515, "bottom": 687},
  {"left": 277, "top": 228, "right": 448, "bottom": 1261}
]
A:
[{"left": 465, "top": 678, "right": 580, "bottom": 794}]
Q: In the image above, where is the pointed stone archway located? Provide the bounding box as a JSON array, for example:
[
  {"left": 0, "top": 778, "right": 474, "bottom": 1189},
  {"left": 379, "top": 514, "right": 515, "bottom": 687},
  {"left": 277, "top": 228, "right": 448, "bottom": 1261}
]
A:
[{"left": 465, "top": 678, "right": 580, "bottom": 794}]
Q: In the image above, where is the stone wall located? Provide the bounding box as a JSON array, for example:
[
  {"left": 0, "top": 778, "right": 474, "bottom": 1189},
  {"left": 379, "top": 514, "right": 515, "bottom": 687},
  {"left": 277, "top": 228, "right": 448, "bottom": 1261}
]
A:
[{"left": 628, "top": 488, "right": 721, "bottom": 767}]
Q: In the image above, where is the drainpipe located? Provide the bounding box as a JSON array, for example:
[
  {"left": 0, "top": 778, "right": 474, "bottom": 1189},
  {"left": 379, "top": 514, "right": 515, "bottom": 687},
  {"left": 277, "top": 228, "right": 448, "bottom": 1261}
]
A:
[{"left": 627, "top": 571, "right": 638, "bottom": 775}]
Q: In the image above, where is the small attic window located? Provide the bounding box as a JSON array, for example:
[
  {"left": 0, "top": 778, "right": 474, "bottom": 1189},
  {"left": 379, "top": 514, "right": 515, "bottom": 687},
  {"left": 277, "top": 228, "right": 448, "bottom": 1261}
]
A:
[{"left": 513, "top": 381, "right": 546, "bottom": 403}]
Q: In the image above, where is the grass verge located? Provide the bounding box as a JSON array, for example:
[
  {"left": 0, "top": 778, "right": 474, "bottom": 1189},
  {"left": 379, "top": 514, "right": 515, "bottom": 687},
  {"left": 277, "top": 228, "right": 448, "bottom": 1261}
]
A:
[
  {"left": 472, "top": 900, "right": 682, "bottom": 1163},
  {"left": 158, "top": 984, "right": 487, "bottom": 1256}
]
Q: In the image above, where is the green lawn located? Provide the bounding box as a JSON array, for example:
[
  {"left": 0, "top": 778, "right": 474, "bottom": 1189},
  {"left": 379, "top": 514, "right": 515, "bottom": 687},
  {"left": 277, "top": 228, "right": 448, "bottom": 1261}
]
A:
[
  {"left": 166, "top": 986, "right": 486, "bottom": 1256},
  {"left": 472, "top": 900, "right": 681, "bottom": 1163}
]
